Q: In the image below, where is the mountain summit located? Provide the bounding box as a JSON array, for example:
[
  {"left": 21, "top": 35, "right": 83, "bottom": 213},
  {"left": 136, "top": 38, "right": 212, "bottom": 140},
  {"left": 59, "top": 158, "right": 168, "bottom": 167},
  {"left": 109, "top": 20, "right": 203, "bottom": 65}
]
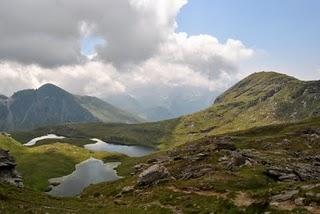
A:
[
  {"left": 174, "top": 71, "right": 320, "bottom": 140},
  {"left": 0, "top": 84, "right": 141, "bottom": 131}
]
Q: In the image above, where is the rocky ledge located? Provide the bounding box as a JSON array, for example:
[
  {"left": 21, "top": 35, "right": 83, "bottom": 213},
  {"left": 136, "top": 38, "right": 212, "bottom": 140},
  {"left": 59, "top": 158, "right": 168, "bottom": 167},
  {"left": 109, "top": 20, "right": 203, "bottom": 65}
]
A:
[{"left": 0, "top": 149, "right": 23, "bottom": 187}]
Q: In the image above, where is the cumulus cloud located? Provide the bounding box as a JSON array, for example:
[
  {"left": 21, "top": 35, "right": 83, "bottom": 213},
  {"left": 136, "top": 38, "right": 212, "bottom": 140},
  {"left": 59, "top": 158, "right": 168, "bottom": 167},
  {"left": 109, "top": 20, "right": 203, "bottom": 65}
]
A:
[
  {"left": 0, "top": 0, "right": 254, "bottom": 117},
  {"left": 0, "top": 0, "right": 187, "bottom": 67},
  {"left": 0, "top": 61, "right": 125, "bottom": 97}
]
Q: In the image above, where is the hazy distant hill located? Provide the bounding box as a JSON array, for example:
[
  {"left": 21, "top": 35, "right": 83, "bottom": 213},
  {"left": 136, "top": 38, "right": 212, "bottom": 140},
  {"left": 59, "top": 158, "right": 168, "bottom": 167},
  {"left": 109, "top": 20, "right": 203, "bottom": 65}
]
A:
[
  {"left": 76, "top": 95, "right": 142, "bottom": 124},
  {"left": 16, "top": 71, "right": 320, "bottom": 148},
  {"left": 107, "top": 92, "right": 213, "bottom": 122},
  {"left": 0, "top": 84, "right": 142, "bottom": 131}
]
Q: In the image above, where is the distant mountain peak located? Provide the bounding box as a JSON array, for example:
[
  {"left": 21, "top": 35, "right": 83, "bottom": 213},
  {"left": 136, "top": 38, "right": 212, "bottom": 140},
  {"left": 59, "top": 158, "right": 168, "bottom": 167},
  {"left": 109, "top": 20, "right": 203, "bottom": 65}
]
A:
[
  {"left": 0, "top": 84, "right": 141, "bottom": 131},
  {"left": 38, "top": 83, "right": 65, "bottom": 92},
  {"left": 177, "top": 71, "right": 320, "bottom": 142},
  {"left": 214, "top": 71, "right": 299, "bottom": 104},
  {"left": 244, "top": 71, "right": 298, "bottom": 82}
]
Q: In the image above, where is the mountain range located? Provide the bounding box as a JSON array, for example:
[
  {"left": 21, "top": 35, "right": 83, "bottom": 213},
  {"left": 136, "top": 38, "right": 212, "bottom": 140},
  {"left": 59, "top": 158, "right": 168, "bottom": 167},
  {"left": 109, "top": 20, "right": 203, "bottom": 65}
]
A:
[
  {"left": 0, "top": 83, "right": 141, "bottom": 131},
  {"left": 13, "top": 71, "right": 320, "bottom": 148},
  {"left": 2, "top": 71, "right": 320, "bottom": 213}
]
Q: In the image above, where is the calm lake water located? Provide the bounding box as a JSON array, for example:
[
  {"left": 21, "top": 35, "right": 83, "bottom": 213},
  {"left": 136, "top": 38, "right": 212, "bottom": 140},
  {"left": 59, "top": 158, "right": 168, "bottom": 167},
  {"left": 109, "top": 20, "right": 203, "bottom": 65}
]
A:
[
  {"left": 84, "top": 138, "right": 155, "bottom": 157},
  {"left": 44, "top": 136, "right": 154, "bottom": 197},
  {"left": 24, "top": 134, "right": 65, "bottom": 146},
  {"left": 48, "top": 158, "right": 121, "bottom": 197}
]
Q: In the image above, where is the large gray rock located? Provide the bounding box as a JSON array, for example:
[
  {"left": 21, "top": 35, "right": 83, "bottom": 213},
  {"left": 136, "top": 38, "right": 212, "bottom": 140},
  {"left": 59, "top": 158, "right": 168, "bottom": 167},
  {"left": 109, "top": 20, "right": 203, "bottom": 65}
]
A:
[
  {"left": 177, "top": 164, "right": 213, "bottom": 180},
  {"left": 0, "top": 149, "right": 23, "bottom": 187},
  {"left": 271, "top": 190, "right": 299, "bottom": 202},
  {"left": 137, "top": 164, "right": 170, "bottom": 186},
  {"left": 265, "top": 167, "right": 299, "bottom": 181},
  {"left": 265, "top": 162, "right": 320, "bottom": 182},
  {"left": 227, "top": 151, "right": 247, "bottom": 169},
  {"left": 293, "top": 163, "right": 320, "bottom": 181}
]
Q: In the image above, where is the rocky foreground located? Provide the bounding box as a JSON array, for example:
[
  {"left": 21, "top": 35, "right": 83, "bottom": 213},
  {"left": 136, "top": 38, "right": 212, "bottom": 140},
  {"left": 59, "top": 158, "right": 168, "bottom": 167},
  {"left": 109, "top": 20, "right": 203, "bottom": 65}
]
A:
[
  {"left": 1, "top": 119, "right": 320, "bottom": 213},
  {"left": 86, "top": 123, "right": 320, "bottom": 213},
  {"left": 0, "top": 149, "right": 23, "bottom": 188}
]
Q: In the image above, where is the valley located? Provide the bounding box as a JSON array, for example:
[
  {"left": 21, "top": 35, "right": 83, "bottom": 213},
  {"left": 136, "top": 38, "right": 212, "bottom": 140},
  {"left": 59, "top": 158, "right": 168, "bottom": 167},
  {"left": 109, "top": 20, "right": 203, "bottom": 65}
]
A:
[
  {"left": 1, "top": 0, "right": 318, "bottom": 213},
  {"left": 1, "top": 116, "right": 320, "bottom": 213}
]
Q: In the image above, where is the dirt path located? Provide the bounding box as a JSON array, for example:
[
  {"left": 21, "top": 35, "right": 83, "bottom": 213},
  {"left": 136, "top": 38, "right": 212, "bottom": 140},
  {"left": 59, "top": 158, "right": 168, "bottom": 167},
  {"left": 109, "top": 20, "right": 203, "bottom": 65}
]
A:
[
  {"left": 167, "top": 186, "right": 255, "bottom": 208},
  {"left": 149, "top": 201, "right": 183, "bottom": 214}
]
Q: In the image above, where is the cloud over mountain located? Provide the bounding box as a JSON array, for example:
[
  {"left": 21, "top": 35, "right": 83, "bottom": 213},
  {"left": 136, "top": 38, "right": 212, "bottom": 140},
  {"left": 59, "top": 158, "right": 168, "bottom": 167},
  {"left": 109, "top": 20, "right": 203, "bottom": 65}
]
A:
[{"left": 0, "top": 0, "right": 254, "bottom": 118}]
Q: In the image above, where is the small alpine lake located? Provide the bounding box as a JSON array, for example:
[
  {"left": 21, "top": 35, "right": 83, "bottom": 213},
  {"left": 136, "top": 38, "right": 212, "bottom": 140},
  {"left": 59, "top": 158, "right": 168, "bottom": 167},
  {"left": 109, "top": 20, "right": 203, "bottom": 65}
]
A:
[
  {"left": 39, "top": 137, "right": 155, "bottom": 197},
  {"left": 84, "top": 138, "right": 155, "bottom": 157},
  {"left": 48, "top": 158, "right": 122, "bottom": 197}
]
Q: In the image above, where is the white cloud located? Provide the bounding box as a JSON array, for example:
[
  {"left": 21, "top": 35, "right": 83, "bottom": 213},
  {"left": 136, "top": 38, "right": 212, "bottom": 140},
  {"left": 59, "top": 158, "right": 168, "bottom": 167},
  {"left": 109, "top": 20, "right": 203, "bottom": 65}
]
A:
[
  {"left": 0, "top": 62, "right": 125, "bottom": 97},
  {"left": 0, "top": 0, "right": 187, "bottom": 67},
  {"left": 0, "top": 0, "right": 254, "bottom": 116},
  {"left": 157, "top": 33, "right": 253, "bottom": 80}
]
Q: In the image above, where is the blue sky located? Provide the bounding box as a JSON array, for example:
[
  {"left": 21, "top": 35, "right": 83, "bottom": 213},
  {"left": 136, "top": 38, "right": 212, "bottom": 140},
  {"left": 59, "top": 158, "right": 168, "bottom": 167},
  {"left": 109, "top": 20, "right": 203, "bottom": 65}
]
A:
[
  {"left": 2, "top": 0, "right": 320, "bottom": 113},
  {"left": 81, "top": 36, "right": 105, "bottom": 57},
  {"left": 177, "top": 0, "right": 320, "bottom": 80}
]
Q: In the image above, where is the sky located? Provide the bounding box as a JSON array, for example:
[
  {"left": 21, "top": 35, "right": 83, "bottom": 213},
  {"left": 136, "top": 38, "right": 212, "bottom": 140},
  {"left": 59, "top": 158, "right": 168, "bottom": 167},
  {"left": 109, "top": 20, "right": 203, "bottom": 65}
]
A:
[
  {"left": 0, "top": 0, "right": 319, "bottom": 116},
  {"left": 177, "top": 0, "right": 320, "bottom": 80}
]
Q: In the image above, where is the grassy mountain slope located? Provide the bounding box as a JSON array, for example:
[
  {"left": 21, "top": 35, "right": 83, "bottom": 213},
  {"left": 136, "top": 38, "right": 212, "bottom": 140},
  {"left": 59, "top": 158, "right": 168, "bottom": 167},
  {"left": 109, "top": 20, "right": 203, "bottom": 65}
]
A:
[
  {"left": 0, "top": 84, "right": 141, "bottom": 131},
  {"left": 77, "top": 95, "right": 142, "bottom": 124},
  {"left": 2, "top": 117, "right": 320, "bottom": 213},
  {"left": 170, "top": 71, "right": 320, "bottom": 146}
]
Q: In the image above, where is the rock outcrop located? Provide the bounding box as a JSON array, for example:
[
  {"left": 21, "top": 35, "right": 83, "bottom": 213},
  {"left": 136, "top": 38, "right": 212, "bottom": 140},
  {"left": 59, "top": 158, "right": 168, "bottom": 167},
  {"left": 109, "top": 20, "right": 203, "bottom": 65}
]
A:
[
  {"left": 137, "top": 164, "right": 171, "bottom": 186},
  {"left": 0, "top": 149, "right": 23, "bottom": 187},
  {"left": 265, "top": 162, "right": 320, "bottom": 182}
]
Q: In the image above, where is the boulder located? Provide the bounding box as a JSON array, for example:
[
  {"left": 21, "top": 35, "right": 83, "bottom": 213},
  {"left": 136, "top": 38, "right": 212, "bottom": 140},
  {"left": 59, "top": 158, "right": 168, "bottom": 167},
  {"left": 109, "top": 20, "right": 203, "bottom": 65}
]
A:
[
  {"left": 177, "top": 164, "right": 213, "bottom": 180},
  {"left": 219, "top": 150, "right": 257, "bottom": 170},
  {"left": 293, "top": 163, "right": 320, "bottom": 181},
  {"left": 227, "top": 151, "right": 247, "bottom": 169},
  {"left": 264, "top": 167, "right": 299, "bottom": 181},
  {"left": 271, "top": 190, "right": 299, "bottom": 202},
  {"left": 294, "top": 197, "right": 306, "bottom": 206},
  {"left": 137, "top": 164, "right": 170, "bottom": 186},
  {"left": 133, "top": 163, "right": 148, "bottom": 174},
  {"left": 265, "top": 163, "right": 320, "bottom": 182}
]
